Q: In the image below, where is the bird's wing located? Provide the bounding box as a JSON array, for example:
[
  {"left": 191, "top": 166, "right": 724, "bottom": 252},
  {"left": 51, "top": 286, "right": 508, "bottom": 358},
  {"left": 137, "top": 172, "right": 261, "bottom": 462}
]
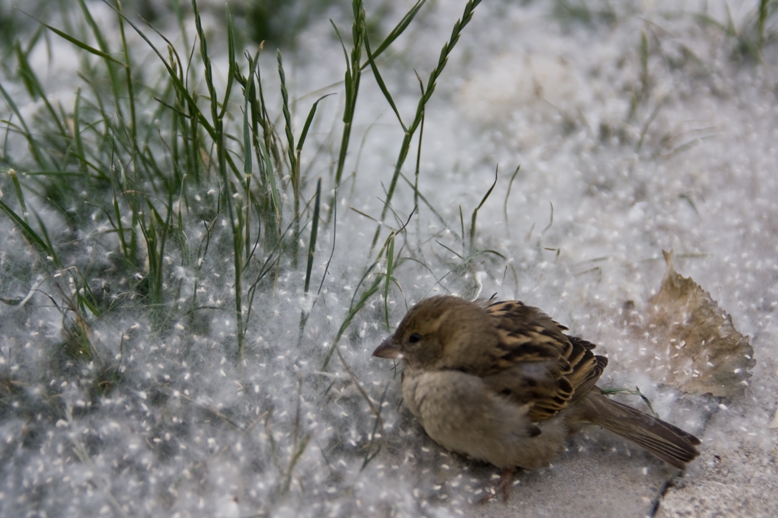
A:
[
  {"left": 565, "top": 336, "right": 608, "bottom": 405},
  {"left": 479, "top": 300, "right": 607, "bottom": 421}
]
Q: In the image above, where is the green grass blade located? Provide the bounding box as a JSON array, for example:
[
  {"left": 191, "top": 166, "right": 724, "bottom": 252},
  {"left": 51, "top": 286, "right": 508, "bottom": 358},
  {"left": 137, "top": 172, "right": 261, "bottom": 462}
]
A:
[
  {"left": 470, "top": 166, "right": 498, "bottom": 249},
  {"left": 383, "top": 234, "right": 395, "bottom": 328},
  {"left": 0, "top": 82, "right": 49, "bottom": 168},
  {"left": 8, "top": 169, "right": 28, "bottom": 223},
  {"left": 30, "top": 209, "right": 62, "bottom": 268},
  {"left": 0, "top": 199, "right": 58, "bottom": 263},
  {"left": 303, "top": 179, "right": 322, "bottom": 293},
  {"left": 399, "top": 172, "right": 460, "bottom": 241},
  {"left": 297, "top": 94, "right": 335, "bottom": 153},
  {"left": 362, "top": 0, "right": 427, "bottom": 68},
  {"left": 363, "top": 25, "right": 405, "bottom": 131},
  {"left": 323, "top": 272, "right": 382, "bottom": 371},
  {"left": 333, "top": 0, "right": 365, "bottom": 188},
  {"left": 373, "top": 0, "right": 482, "bottom": 248},
  {"left": 503, "top": 164, "right": 521, "bottom": 232},
  {"left": 277, "top": 50, "right": 298, "bottom": 190},
  {"left": 218, "top": 4, "right": 237, "bottom": 121},
  {"left": 40, "top": 21, "right": 126, "bottom": 67}
]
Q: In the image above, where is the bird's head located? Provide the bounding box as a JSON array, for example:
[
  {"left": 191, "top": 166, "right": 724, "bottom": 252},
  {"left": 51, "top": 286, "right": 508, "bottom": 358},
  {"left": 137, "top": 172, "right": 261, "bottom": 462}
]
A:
[{"left": 372, "top": 296, "right": 497, "bottom": 370}]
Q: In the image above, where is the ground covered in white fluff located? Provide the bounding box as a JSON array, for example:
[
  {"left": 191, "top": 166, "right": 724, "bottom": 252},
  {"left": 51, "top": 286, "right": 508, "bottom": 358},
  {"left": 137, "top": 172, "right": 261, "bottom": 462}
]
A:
[{"left": 1, "top": 0, "right": 776, "bottom": 516}]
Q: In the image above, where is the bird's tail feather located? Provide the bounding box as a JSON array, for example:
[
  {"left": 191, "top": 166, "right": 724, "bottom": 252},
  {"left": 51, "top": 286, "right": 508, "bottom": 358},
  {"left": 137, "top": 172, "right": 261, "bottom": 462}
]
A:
[{"left": 577, "top": 391, "right": 701, "bottom": 469}]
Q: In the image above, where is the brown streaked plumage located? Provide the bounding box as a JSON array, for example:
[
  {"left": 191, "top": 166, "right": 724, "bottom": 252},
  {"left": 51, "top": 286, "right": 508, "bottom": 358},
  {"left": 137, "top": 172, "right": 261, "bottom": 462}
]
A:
[{"left": 373, "top": 296, "right": 700, "bottom": 494}]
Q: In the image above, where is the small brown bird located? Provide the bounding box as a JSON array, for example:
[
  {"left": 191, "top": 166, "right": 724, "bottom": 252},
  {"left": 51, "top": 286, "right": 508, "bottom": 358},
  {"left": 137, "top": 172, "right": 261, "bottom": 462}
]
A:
[{"left": 373, "top": 296, "right": 700, "bottom": 497}]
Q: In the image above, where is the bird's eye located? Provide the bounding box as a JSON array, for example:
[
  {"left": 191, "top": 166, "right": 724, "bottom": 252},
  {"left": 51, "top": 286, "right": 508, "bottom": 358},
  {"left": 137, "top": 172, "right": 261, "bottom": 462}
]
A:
[{"left": 408, "top": 333, "right": 421, "bottom": 344}]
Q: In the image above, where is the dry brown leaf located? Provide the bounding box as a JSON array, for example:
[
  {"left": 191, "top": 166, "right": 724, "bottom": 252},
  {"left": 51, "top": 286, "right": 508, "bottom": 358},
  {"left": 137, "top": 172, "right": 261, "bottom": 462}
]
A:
[{"left": 641, "top": 250, "right": 755, "bottom": 397}]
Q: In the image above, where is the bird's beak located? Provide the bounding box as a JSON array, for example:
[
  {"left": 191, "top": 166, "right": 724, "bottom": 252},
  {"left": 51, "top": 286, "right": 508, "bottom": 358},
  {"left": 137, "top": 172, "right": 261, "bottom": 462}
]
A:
[{"left": 372, "top": 337, "right": 403, "bottom": 359}]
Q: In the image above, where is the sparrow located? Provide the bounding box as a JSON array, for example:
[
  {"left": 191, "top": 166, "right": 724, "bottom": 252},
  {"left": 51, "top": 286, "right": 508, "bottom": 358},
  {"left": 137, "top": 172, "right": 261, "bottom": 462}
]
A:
[{"left": 372, "top": 296, "right": 700, "bottom": 498}]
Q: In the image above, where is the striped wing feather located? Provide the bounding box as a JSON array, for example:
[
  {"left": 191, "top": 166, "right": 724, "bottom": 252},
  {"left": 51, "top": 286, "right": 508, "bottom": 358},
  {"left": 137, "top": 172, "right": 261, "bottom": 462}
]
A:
[{"left": 480, "top": 300, "right": 607, "bottom": 421}]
